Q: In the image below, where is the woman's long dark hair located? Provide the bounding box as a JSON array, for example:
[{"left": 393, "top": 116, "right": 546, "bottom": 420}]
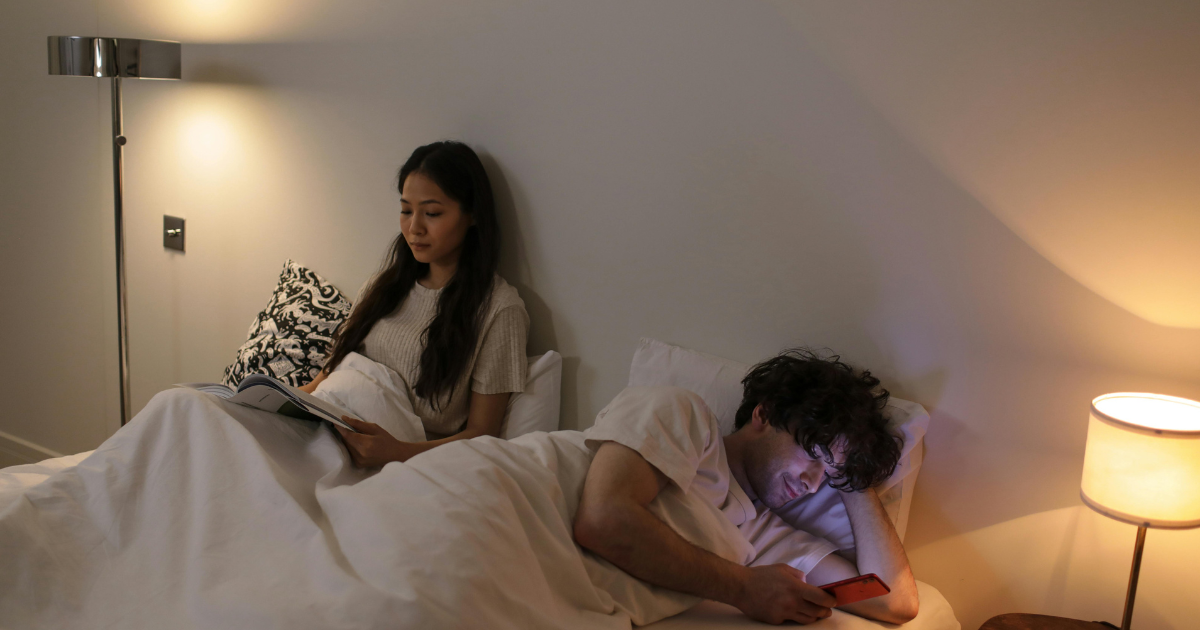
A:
[{"left": 323, "top": 141, "right": 499, "bottom": 408}]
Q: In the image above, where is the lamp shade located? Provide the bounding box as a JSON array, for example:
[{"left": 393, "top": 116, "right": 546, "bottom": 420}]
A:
[
  {"left": 1081, "top": 393, "right": 1200, "bottom": 529},
  {"left": 48, "top": 36, "right": 181, "bottom": 79}
]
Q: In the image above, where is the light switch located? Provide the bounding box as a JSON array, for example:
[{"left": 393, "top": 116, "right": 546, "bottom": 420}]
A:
[{"left": 163, "top": 215, "right": 185, "bottom": 252}]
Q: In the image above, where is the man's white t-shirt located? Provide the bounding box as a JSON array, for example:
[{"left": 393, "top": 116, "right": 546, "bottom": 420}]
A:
[{"left": 582, "top": 386, "right": 838, "bottom": 574}]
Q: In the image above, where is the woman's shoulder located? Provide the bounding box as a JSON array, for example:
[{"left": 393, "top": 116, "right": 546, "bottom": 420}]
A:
[{"left": 488, "top": 274, "right": 527, "bottom": 315}]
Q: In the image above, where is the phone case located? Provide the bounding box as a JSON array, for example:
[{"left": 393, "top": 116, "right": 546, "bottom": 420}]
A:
[{"left": 819, "top": 573, "right": 891, "bottom": 606}]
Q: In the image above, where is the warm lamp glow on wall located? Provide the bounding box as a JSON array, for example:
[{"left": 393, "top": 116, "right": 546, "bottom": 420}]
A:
[
  {"left": 1081, "top": 393, "right": 1200, "bottom": 629},
  {"left": 182, "top": 112, "right": 234, "bottom": 166}
]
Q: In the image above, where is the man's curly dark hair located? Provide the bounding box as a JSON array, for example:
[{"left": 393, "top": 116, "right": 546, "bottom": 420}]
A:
[{"left": 733, "top": 348, "right": 901, "bottom": 492}]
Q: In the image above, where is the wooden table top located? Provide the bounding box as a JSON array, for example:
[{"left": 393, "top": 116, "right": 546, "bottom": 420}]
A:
[{"left": 979, "top": 613, "right": 1118, "bottom": 630}]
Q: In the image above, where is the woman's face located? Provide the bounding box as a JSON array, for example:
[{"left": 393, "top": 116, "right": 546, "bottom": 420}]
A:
[{"left": 400, "top": 172, "right": 473, "bottom": 269}]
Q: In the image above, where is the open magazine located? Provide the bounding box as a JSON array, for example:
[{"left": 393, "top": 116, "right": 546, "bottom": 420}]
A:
[{"left": 179, "top": 374, "right": 359, "bottom": 433}]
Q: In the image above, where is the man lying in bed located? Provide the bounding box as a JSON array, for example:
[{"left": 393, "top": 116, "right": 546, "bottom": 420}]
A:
[{"left": 571, "top": 350, "right": 919, "bottom": 625}]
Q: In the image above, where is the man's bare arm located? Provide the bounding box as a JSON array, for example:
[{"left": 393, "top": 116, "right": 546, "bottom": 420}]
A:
[
  {"left": 803, "top": 488, "right": 919, "bottom": 624},
  {"left": 573, "top": 442, "right": 837, "bottom": 625}
]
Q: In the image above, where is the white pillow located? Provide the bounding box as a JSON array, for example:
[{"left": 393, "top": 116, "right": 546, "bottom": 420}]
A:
[
  {"left": 628, "top": 339, "right": 749, "bottom": 435},
  {"left": 627, "top": 338, "right": 929, "bottom": 553},
  {"left": 502, "top": 351, "right": 563, "bottom": 439}
]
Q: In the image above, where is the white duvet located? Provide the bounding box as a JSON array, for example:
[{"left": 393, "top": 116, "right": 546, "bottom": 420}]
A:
[{"left": 0, "top": 357, "right": 725, "bottom": 629}]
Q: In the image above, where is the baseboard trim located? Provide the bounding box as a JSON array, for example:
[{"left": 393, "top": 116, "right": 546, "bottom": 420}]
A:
[{"left": 0, "top": 429, "right": 64, "bottom": 465}]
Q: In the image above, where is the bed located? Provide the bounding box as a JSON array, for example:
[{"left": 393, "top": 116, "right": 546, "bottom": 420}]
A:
[
  {"left": 0, "top": 338, "right": 959, "bottom": 629},
  {"left": 2, "top": 459, "right": 959, "bottom": 629},
  {"left": 0, "top": 264, "right": 959, "bottom": 628}
]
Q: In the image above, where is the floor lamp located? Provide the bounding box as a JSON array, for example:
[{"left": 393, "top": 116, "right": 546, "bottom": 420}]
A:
[{"left": 48, "top": 36, "right": 182, "bottom": 425}]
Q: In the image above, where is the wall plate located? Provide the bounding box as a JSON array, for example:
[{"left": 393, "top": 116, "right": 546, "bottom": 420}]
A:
[{"left": 163, "top": 215, "right": 185, "bottom": 252}]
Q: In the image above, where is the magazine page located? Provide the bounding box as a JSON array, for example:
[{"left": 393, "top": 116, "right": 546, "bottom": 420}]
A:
[
  {"left": 234, "top": 375, "right": 358, "bottom": 432},
  {"left": 176, "top": 383, "right": 236, "bottom": 399}
]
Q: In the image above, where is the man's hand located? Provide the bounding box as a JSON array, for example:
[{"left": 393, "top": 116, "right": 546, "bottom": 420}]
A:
[
  {"left": 734, "top": 564, "right": 835, "bottom": 625},
  {"left": 334, "top": 416, "right": 417, "bottom": 468}
]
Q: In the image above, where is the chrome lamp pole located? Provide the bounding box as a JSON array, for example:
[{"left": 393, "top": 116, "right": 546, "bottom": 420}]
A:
[{"left": 48, "top": 36, "right": 181, "bottom": 425}]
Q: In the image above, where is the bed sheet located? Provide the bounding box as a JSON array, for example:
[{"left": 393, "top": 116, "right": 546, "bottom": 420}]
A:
[
  {"left": 646, "top": 581, "right": 959, "bottom": 630},
  {"left": 0, "top": 451, "right": 91, "bottom": 509},
  {"left": 3, "top": 449, "right": 960, "bottom": 630},
  {"left": 0, "top": 386, "right": 766, "bottom": 629},
  {"left": 1, "top": 377, "right": 959, "bottom": 630}
]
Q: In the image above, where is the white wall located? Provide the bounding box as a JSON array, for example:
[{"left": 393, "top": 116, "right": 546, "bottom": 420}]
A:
[
  {"left": 0, "top": 0, "right": 120, "bottom": 463},
  {"left": 3, "top": 1, "right": 1199, "bottom": 628}
]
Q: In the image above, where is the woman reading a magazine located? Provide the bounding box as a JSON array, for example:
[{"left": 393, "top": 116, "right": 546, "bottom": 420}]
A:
[{"left": 300, "top": 141, "right": 529, "bottom": 468}]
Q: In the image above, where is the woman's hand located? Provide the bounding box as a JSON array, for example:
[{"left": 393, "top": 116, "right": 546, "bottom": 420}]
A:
[
  {"left": 298, "top": 369, "right": 329, "bottom": 394},
  {"left": 334, "top": 416, "right": 419, "bottom": 468},
  {"left": 332, "top": 391, "right": 512, "bottom": 467}
]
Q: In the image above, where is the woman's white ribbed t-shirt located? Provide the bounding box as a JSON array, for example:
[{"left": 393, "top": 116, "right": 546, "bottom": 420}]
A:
[{"left": 357, "top": 275, "right": 529, "bottom": 436}]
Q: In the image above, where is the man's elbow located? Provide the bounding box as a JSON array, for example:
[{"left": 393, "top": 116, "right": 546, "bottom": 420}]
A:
[
  {"left": 881, "top": 594, "right": 919, "bottom": 625},
  {"left": 572, "top": 503, "right": 612, "bottom": 553},
  {"left": 852, "top": 591, "right": 919, "bottom": 625},
  {"left": 574, "top": 500, "right": 641, "bottom": 561}
]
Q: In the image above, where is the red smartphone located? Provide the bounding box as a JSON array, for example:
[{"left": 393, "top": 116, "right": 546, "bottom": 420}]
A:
[{"left": 818, "top": 573, "right": 891, "bottom": 606}]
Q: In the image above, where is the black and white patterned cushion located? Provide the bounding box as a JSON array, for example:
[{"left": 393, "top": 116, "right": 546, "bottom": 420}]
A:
[{"left": 222, "top": 260, "right": 353, "bottom": 388}]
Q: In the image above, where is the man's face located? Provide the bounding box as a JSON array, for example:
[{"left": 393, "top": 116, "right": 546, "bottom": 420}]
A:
[{"left": 743, "top": 405, "right": 845, "bottom": 510}]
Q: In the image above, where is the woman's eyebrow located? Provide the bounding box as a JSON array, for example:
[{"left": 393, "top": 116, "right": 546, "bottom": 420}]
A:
[{"left": 399, "top": 198, "right": 444, "bottom": 206}]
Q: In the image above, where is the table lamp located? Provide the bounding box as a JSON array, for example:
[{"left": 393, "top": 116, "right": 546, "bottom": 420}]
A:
[
  {"left": 48, "top": 36, "right": 182, "bottom": 425},
  {"left": 1080, "top": 392, "right": 1200, "bottom": 629}
]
